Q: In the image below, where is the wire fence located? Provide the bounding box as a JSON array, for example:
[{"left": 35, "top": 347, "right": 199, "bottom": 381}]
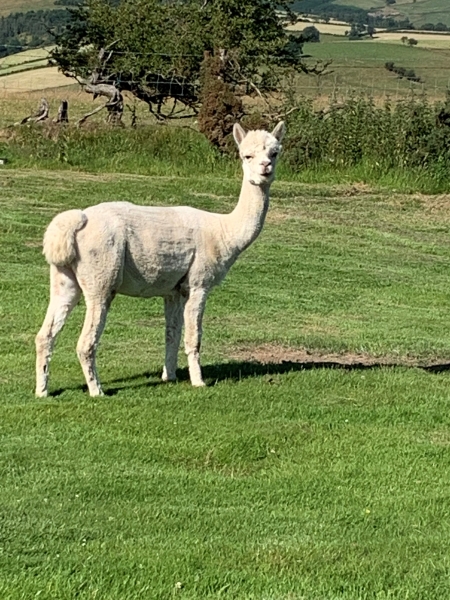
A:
[{"left": 1, "top": 45, "right": 450, "bottom": 103}]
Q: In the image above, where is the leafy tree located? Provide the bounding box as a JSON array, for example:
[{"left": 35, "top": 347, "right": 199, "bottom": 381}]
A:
[
  {"left": 51, "top": 0, "right": 304, "bottom": 118},
  {"left": 300, "top": 25, "right": 320, "bottom": 43},
  {"left": 0, "top": 10, "right": 70, "bottom": 56}
]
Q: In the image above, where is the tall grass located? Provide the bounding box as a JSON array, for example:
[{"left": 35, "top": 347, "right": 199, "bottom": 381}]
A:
[
  {"left": 0, "top": 124, "right": 236, "bottom": 178},
  {"left": 283, "top": 93, "right": 450, "bottom": 191},
  {"left": 2, "top": 93, "right": 450, "bottom": 192}
]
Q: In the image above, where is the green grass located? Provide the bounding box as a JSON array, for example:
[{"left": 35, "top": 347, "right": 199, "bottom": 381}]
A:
[
  {"left": 298, "top": 0, "right": 449, "bottom": 26},
  {"left": 0, "top": 47, "right": 51, "bottom": 76},
  {"left": 333, "top": 0, "right": 450, "bottom": 28},
  {"left": 0, "top": 0, "right": 56, "bottom": 17},
  {"left": 2, "top": 164, "right": 450, "bottom": 599},
  {"left": 301, "top": 35, "right": 450, "bottom": 99}
]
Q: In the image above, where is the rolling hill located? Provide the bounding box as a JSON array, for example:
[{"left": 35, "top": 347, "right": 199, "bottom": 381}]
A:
[
  {"left": 336, "top": 0, "right": 450, "bottom": 27},
  {"left": 293, "top": 0, "right": 450, "bottom": 28},
  {"left": 0, "top": 1, "right": 56, "bottom": 18}
]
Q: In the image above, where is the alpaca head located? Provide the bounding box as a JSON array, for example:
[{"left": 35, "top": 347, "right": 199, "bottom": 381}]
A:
[{"left": 233, "top": 121, "right": 285, "bottom": 186}]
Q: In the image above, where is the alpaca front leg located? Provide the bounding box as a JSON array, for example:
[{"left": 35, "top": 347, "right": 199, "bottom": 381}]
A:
[
  {"left": 76, "top": 298, "right": 111, "bottom": 396},
  {"left": 183, "top": 288, "right": 208, "bottom": 387},
  {"left": 35, "top": 266, "right": 81, "bottom": 397},
  {"left": 162, "top": 293, "right": 185, "bottom": 382}
]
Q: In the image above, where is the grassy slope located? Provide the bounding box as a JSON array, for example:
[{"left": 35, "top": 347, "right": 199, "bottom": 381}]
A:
[
  {"left": 2, "top": 35, "right": 449, "bottom": 114},
  {"left": 0, "top": 0, "right": 56, "bottom": 17},
  {"left": 299, "top": 34, "right": 450, "bottom": 99},
  {"left": 333, "top": 0, "right": 450, "bottom": 27},
  {"left": 1, "top": 167, "right": 450, "bottom": 599}
]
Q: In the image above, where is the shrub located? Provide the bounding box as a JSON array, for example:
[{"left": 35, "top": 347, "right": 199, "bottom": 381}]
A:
[{"left": 283, "top": 94, "right": 450, "bottom": 171}]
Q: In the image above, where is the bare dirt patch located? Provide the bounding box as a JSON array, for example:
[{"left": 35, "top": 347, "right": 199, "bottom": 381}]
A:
[{"left": 231, "top": 343, "right": 449, "bottom": 371}]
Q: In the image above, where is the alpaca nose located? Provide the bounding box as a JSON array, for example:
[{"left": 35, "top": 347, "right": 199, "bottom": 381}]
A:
[{"left": 260, "top": 159, "right": 271, "bottom": 167}]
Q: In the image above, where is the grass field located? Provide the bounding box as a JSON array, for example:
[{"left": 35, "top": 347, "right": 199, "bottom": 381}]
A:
[
  {"left": 0, "top": 47, "right": 52, "bottom": 70},
  {"left": 0, "top": 0, "right": 56, "bottom": 17},
  {"left": 333, "top": 0, "right": 450, "bottom": 28},
  {"left": 2, "top": 158, "right": 450, "bottom": 598},
  {"left": 295, "top": 34, "right": 450, "bottom": 100}
]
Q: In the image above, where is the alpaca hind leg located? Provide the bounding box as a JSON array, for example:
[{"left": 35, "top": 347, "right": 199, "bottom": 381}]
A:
[
  {"left": 76, "top": 297, "right": 112, "bottom": 396},
  {"left": 183, "top": 288, "right": 208, "bottom": 387},
  {"left": 162, "top": 293, "right": 185, "bottom": 382},
  {"left": 35, "top": 266, "right": 81, "bottom": 397}
]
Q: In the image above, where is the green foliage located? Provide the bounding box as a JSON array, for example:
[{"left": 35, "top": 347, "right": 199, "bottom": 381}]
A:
[
  {"left": 299, "top": 25, "right": 320, "bottom": 43},
  {"left": 4, "top": 92, "right": 450, "bottom": 192},
  {"left": 1, "top": 123, "right": 229, "bottom": 176},
  {"left": 197, "top": 53, "right": 244, "bottom": 153},
  {"left": 283, "top": 94, "right": 450, "bottom": 180},
  {"left": 0, "top": 9, "right": 69, "bottom": 57},
  {"left": 51, "top": 0, "right": 302, "bottom": 115},
  {"left": 385, "top": 61, "right": 421, "bottom": 83}
]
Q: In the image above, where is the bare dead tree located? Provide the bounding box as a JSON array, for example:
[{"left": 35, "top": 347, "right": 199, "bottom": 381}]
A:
[
  {"left": 78, "top": 46, "right": 124, "bottom": 127},
  {"left": 54, "top": 100, "right": 69, "bottom": 124},
  {"left": 19, "top": 98, "right": 49, "bottom": 125}
]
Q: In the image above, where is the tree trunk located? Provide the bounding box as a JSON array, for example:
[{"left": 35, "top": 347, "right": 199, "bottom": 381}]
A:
[{"left": 20, "top": 98, "right": 49, "bottom": 124}]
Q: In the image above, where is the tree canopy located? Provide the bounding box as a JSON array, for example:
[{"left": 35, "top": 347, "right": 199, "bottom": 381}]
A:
[{"left": 51, "top": 0, "right": 303, "bottom": 117}]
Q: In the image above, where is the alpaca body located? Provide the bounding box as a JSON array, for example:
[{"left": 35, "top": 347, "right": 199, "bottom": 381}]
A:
[
  {"left": 74, "top": 202, "right": 232, "bottom": 298},
  {"left": 35, "top": 122, "right": 285, "bottom": 397}
]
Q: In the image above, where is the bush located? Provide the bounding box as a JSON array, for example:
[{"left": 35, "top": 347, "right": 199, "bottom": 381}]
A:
[{"left": 283, "top": 94, "right": 450, "bottom": 171}]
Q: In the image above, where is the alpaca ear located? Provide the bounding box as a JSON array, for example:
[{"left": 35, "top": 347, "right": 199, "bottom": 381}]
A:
[
  {"left": 233, "top": 123, "right": 247, "bottom": 146},
  {"left": 271, "top": 121, "right": 286, "bottom": 142}
]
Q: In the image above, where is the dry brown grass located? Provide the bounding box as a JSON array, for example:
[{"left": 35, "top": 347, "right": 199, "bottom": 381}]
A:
[{"left": 0, "top": 66, "right": 72, "bottom": 94}]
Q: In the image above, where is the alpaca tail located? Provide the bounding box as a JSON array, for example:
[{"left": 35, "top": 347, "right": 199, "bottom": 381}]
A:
[{"left": 43, "top": 209, "right": 87, "bottom": 266}]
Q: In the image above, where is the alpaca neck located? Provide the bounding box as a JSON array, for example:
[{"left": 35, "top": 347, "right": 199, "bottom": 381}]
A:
[{"left": 222, "top": 176, "right": 270, "bottom": 257}]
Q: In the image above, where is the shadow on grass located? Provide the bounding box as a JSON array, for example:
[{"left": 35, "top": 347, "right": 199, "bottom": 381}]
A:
[
  {"left": 198, "top": 359, "right": 450, "bottom": 382},
  {"left": 49, "top": 359, "right": 450, "bottom": 397}
]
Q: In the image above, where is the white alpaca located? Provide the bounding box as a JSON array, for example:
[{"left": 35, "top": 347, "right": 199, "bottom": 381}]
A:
[{"left": 35, "top": 122, "right": 285, "bottom": 397}]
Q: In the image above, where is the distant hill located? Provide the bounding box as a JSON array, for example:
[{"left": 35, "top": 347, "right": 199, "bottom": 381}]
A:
[
  {"left": 0, "top": 9, "right": 69, "bottom": 57},
  {"left": 291, "top": 0, "right": 450, "bottom": 29},
  {"left": 0, "top": 1, "right": 57, "bottom": 18}
]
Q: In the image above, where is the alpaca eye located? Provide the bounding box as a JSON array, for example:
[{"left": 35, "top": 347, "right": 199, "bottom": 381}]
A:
[{"left": 244, "top": 155, "right": 253, "bottom": 160}]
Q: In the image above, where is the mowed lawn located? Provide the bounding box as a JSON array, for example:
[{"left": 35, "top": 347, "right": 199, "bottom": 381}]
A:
[{"left": 1, "top": 168, "right": 450, "bottom": 599}]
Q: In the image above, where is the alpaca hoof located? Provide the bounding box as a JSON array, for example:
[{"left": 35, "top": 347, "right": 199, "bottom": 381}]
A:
[
  {"left": 35, "top": 389, "right": 48, "bottom": 398},
  {"left": 89, "top": 388, "right": 104, "bottom": 397},
  {"left": 162, "top": 370, "right": 177, "bottom": 383},
  {"left": 192, "top": 380, "right": 206, "bottom": 388}
]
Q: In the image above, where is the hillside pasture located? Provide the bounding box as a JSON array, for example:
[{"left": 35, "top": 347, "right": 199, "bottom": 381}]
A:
[
  {"left": 288, "top": 20, "right": 450, "bottom": 48},
  {"left": 1, "top": 162, "right": 450, "bottom": 599},
  {"left": 0, "top": 66, "right": 71, "bottom": 93},
  {"left": 333, "top": 0, "right": 450, "bottom": 28},
  {"left": 0, "top": 0, "right": 55, "bottom": 17},
  {"left": 0, "top": 47, "right": 52, "bottom": 70},
  {"left": 298, "top": 35, "right": 450, "bottom": 100}
]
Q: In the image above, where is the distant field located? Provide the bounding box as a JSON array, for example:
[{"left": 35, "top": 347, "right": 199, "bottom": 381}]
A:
[
  {"left": 288, "top": 22, "right": 351, "bottom": 36},
  {"left": 299, "top": 35, "right": 450, "bottom": 100},
  {"left": 0, "top": 66, "right": 73, "bottom": 93},
  {"left": 0, "top": 0, "right": 55, "bottom": 17},
  {"left": 0, "top": 47, "right": 52, "bottom": 69},
  {"left": 1, "top": 23, "right": 450, "bottom": 120},
  {"left": 288, "top": 21, "right": 450, "bottom": 49},
  {"left": 0, "top": 47, "right": 53, "bottom": 78},
  {"left": 333, "top": 0, "right": 450, "bottom": 28}
]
